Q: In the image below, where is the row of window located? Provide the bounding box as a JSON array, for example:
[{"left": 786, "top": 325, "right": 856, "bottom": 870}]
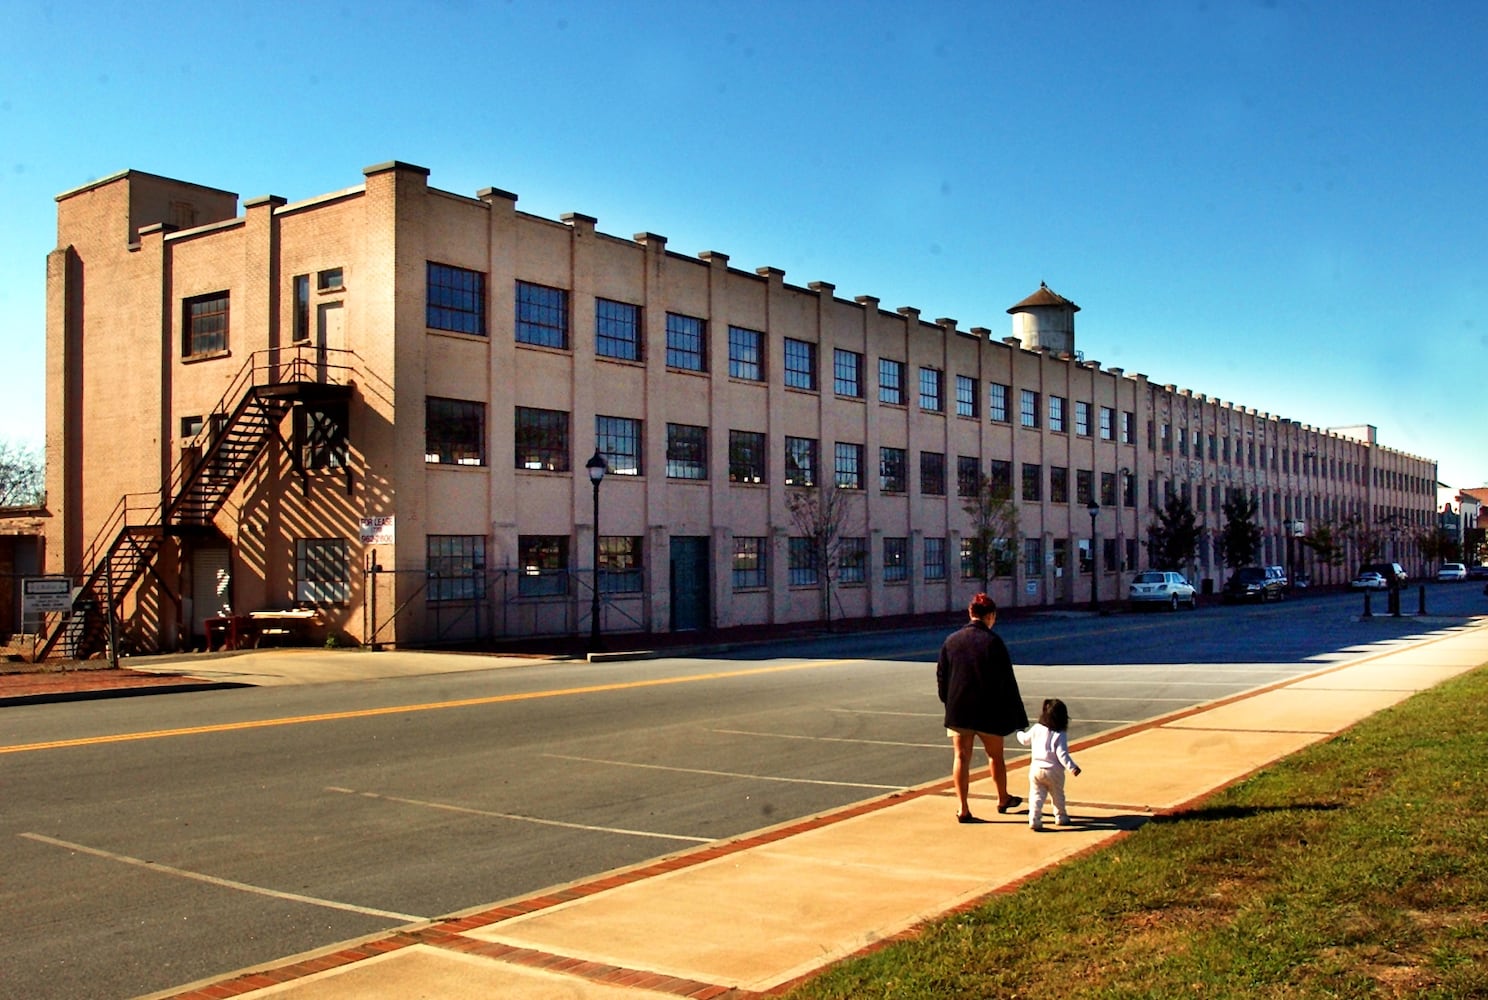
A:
[{"left": 431, "top": 531, "right": 1146, "bottom": 602}]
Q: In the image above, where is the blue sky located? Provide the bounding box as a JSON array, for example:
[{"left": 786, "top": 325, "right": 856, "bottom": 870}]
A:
[{"left": 2, "top": 0, "right": 1483, "bottom": 490}]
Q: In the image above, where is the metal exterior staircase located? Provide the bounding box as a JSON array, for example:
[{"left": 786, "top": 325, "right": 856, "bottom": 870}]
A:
[{"left": 38, "top": 348, "right": 353, "bottom": 660}]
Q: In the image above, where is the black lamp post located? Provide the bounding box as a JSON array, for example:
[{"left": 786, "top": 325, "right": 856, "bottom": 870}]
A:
[
  {"left": 1283, "top": 518, "right": 1297, "bottom": 596},
  {"left": 586, "top": 449, "right": 608, "bottom": 652},
  {"left": 1087, "top": 498, "right": 1101, "bottom": 611}
]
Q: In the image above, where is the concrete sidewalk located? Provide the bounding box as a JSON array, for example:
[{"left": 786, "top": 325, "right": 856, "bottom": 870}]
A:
[{"left": 134, "top": 618, "right": 1488, "bottom": 1000}]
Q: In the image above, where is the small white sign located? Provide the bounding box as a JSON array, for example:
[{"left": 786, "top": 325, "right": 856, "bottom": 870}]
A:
[
  {"left": 1025, "top": 581, "right": 1038, "bottom": 595},
  {"left": 359, "top": 515, "right": 396, "bottom": 545},
  {"left": 23, "top": 576, "right": 75, "bottom": 615}
]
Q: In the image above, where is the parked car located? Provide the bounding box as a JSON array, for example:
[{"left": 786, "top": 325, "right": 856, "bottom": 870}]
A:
[
  {"left": 1128, "top": 570, "right": 1197, "bottom": 611},
  {"left": 1437, "top": 562, "right": 1467, "bottom": 582},
  {"left": 1222, "top": 566, "right": 1285, "bottom": 603},
  {"left": 1468, "top": 565, "right": 1488, "bottom": 581},
  {"left": 1264, "top": 565, "right": 1288, "bottom": 588},
  {"left": 1292, "top": 572, "right": 1311, "bottom": 589},
  {"left": 1350, "top": 571, "right": 1387, "bottom": 591},
  {"left": 1357, "top": 562, "right": 1408, "bottom": 587}
]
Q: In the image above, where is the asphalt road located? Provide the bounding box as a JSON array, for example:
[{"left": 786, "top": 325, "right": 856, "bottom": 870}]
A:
[{"left": 2, "top": 582, "right": 1482, "bottom": 1000}]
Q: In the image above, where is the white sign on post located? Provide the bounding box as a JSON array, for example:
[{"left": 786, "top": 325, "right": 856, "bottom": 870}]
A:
[
  {"left": 22, "top": 576, "right": 74, "bottom": 615},
  {"left": 358, "top": 515, "right": 396, "bottom": 545}
]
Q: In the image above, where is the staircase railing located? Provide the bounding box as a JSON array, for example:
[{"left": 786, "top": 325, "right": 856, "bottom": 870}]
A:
[{"left": 38, "top": 346, "right": 356, "bottom": 659}]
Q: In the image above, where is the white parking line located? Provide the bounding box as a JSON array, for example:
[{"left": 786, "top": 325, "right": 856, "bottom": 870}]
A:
[
  {"left": 19, "top": 832, "right": 426, "bottom": 922},
  {"left": 542, "top": 754, "right": 907, "bottom": 790},
  {"left": 325, "top": 787, "right": 712, "bottom": 843},
  {"left": 710, "top": 728, "right": 947, "bottom": 750}
]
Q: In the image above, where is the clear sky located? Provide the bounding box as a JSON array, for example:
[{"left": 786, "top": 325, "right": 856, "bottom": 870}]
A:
[{"left": 2, "top": 0, "right": 1483, "bottom": 491}]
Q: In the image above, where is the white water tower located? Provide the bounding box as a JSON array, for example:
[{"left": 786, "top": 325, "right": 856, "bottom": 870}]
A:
[{"left": 1008, "top": 282, "right": 1080, "bottom": 355}]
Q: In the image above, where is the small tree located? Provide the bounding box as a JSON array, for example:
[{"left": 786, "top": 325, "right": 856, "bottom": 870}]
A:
[
  {"left": 963, "top": 474, "right": 1020, "bottom": 593},
  {"left": 1146, "top": 493, "right": 1200, "bottom": 572},
  {"left": 1300, "top": 521, "right": 1348, "bottom": 574},
  {"left": 0, "top": 439, "right": 44, "bottom": 507},
  {"left": 1416, "top": 527, "right": 1459, "bottom": 570},
  {"left": 786, "top": 484, "right": 859, "bottom": 624},
  {"left": 1217, "top": 493, "right": 1263, "bottom": 569}
]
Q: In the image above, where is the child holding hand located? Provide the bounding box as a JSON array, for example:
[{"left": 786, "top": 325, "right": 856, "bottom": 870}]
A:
[{"left": 1016, "top": 698, "right": 1081, "bottom": 831}]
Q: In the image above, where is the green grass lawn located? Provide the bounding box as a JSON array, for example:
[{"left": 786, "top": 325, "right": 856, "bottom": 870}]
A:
[{"left": 784, "top": 664, "right": 1488, "bottom": 1000}]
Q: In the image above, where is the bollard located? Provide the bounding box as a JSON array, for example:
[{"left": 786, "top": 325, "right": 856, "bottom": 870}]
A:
[
  {"left": 1390, "top": 587, "right": 1401, "bottom": 617},
  {"left": 1419, "top": 584, "right": 1426, "bottom": 616},
  {"left": 1363, "top": 590, "right": 1372, "bottom": 618}
]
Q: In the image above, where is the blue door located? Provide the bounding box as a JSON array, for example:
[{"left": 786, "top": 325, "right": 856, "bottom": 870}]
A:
[{"left": 669, "top": 536, "right": 710, "bottom": 631}]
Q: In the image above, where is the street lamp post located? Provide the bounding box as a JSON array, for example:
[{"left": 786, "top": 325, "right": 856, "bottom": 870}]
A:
[
  {"left": 586, "top": 449, "right": 608, "bottom": 652},
  {"left": 1087, "top": 498, "right": 1101, "bottom": 612},
  {"left": 1283, "top": 518, "right": 1297, "bottom": 596}
]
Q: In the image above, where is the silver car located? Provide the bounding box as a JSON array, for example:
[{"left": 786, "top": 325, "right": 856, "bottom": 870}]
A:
[{"left": 1128, "top": 570, "right": 1197, "bottom": 611}]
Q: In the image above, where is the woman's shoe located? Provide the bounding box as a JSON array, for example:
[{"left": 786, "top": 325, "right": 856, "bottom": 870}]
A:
[{"left": 996, "top": 795, "right": 1023, "bottom": 814}]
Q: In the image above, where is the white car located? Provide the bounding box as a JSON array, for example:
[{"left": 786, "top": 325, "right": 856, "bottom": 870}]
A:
[
  {"left": 1350, "top": 571, "right": 1387, "bottom": 591},
  {"left": 1128, "top": 570, "right": 1197, "bottom": 611}
]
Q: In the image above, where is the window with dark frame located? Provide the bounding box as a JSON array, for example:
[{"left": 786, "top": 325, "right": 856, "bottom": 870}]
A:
[
  {"left": 785, "top": 436, "right": 818, "bottom": 487},
  {"left": 955, "top": 375, "right": 977, "bottom": 417},
  {"left": 426, "top": 262, "right": 486, "bottom": 336},
  {"left": 514, "top": 406, "right": 570, "bottom": 472},
  {"left": 924, "top": 537, "right": 946, "bottom": 581},
  {"left": 295, "top": 538, "right": 349, "bottom": 603},
  {"left": 879, "top": 446, "right": 907, "bottom": 493},
  {"left": 788, "top": 537, "right": 818, "bottom": 586},
  {"left": 184, "top": 291, "right": 229, "bottom": 356},
  {"left": 667, "top": 312, "right": 707, "bottom": 371},
  {"left": 1022, "top": 462, "right": 1042, "bottom": 501},
  {"left": 317, "top": 268, "right": 344, "bottom": 291},
  {"left": 783, "top": 338, "right": 817, "bottom": 390},
  {"left": 596, "top": 415, "right": 643, "bottom": 476},
  {"left": 727, "top": 325, "right": 763, "bottom": 380},
  {"left": 883, "top": 537, "right": 908, "bottom": 582},
  {"left": 425, "top": 397, "right": 486, "bottom": 466},
  {"left": 1101, "top": 471, "right": 1117, "bottom": 506},
  {"left": 294, "top": 402, "right": 348, "bottom": 470},
  {"left": 729, "top": 430, "right": 766, "bottom": 484},
  {"left": 989, "top": 382, "right": 1009, "bottom": 423},
  {"left": 1075, "top": 401, "right": 1091, "bottom": 437},
  {"left": 732, "top": 536, "right": 767, "bottom": 589},
  {"left": 920, "top": 451, "right": 946, "bottom": 496},
  {"left": 292, "top": 275, "right": 310, "bottom": 343},
  {"left": 989, "top": 459, "right": 1012, "bottom": 497},
  {"left": 666, "top": 423, "right": 708, "bottom": 480},
  {"left": 835, "top": 442, "right": 864, "bottom": 490},
  {"left": 878, "top": 358, "right": 905, "bottom": 405},
  {"left": 596, "top": 298, "right": 641, "bottom": 360},
  {"left": 833, "top": 348, "right": 863, "bottom": 397},
  {"left": 838, "top": 537, "right": 867, "bottom": 584},
  {"left": 1076, "top": 468, "right": 1093, "bottom": 505},
  {"left": 517, "top": 535, "right": 568, "bottom": 597},
  {"left": 598, "top": 536, "right": 643, "bottom": 593},
  {"left": 427, "top": 535, "right": 486, "bottom": 602},
  {"left": 1021, "top": 389, "right": 1040, "bottom": 428},
  {"left": 919, "top": 367, "right": 943, "bottom": 411},
  {"left": 957, "top": 456, "right": 980, "bottom": 497},
  {"left": 1051, "top": 466, "right": 1069, "bottom": 503},
  {"left": 1049, "top": 396, "right": 1067, "bottom": 433},
  {"left": 1100, "top": 406, "right": 1115, "bottom": 440},
  {"left": 515, "top": 281, "right": 569, "bottom": 349}
]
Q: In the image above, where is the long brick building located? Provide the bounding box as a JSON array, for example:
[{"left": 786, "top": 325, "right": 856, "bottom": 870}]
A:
[{"left": 38, "top": 161, "right": 1438, "bottom": 653}]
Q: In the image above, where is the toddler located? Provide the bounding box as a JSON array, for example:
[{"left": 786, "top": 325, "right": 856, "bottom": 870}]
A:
[{"left": 1015, "top": 698, "right": 1081, "bottom": 831}]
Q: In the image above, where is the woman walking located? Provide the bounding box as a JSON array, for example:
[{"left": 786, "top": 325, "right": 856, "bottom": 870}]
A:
[{"left": 936, "top": 593, "right": 1029, "bottom": 823}]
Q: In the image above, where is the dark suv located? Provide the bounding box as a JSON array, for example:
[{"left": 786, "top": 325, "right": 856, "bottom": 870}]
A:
[
  {"left": 1222, "top": 566, "right": 1285, "bottom": 603},
  {"left": 1358, "top": 562, "right": 1408, "bottom": 587}
]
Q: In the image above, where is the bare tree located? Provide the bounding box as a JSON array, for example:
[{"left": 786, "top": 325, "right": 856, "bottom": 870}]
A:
[
  {"left": 0, "top": 439, "right": 44, "bottom": 507},
  {"left": 962, "top": 474, "right": 1020, "bottom": 594},
  {"left": 786, "top": 485, "right": 860, "bottom": 624}
]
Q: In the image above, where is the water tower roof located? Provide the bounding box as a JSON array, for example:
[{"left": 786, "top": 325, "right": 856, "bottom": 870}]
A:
[{"left": 1007, "top": 281, "right": 1080, "bottom": 314}]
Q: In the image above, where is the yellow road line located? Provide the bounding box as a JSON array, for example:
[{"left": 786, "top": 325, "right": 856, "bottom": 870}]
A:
[{"left": 0, "top": 658, "right": 861, "bottom": 756}]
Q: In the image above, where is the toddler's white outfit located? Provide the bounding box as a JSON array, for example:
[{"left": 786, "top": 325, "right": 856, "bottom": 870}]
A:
[{"left": 1015, "top": 722, "right": 1080, "bottom": 830}]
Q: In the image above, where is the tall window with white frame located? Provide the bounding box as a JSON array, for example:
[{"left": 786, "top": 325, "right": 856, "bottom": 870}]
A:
[
  {"left": 879, "top": 358, "right": 905, "bottom": 405},
  {"left": 955, "top": 375, "right": 978, "bottom": 417},
  {"left": 1021, "top": 389, "right": 1040, "bottom": 428},
  {"left": 989, "top": 383, "right": 1010, "bottom": 423},
  {"left": 1049, "top": 396, "right": 1067, "bottom": 433},
  {"left": 919, "top": 367, "right": 943, "bottom": 412}
]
